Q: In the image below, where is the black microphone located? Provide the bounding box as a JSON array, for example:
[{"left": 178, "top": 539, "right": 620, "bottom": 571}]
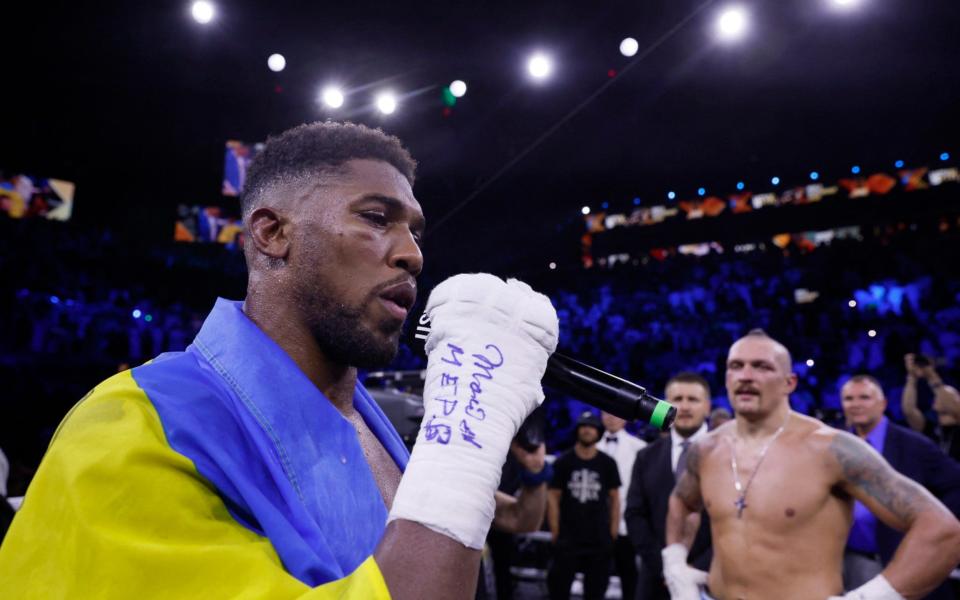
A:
[{"left": 410, "top": 312, "right": 676, "bottom": 431}]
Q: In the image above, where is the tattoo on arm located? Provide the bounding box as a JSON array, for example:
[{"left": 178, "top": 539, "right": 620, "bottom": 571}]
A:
[
  {"left": 830, "top": 432, "right": 927, "bottom": 529},
  {"left": 672, "top": 442, "right": 703, "bottom": 512}
]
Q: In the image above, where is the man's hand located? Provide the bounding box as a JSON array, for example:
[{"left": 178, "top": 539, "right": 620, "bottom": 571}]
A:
[
  {"left": 510, "top": 441, "right": 545, "bottom": 475},
  {"left": 827, "top": 573, "right": 904, "bottom": 599},
  {"left": 661, "top": 544, "right": 708, "bottom": 600},
  {"left": 904, "top": 354, "right": 924, "bottom": 380}
]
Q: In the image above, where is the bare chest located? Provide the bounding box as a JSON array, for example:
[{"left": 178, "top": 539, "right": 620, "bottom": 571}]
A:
[
  {"left": 344, "top": 411, "right": 403, "bottom": 511},
  {"left": 700, "top": 440, "right": 844, "bottom": 531}
]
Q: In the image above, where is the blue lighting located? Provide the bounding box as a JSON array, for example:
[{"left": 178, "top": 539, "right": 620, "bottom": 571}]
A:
[
  {"left": 601, "top": 201, "right": 609, "bottom": 209},
  {"left": 145, "top": 314, "right": 154, "bottom": 323},
  {"left": 851, "top": 165, "right": 860, "bottom": 175},
  {"left": 667, "top": 191, "right": 676, "bottom": 200},
  {"left": 809, "top": 171, "right": 819, "bottom": 181},
  {"left": 633, "top": 197, "right": 641, "bottom": 206},
  {"left": 132, "top": 309, "right": 142, "bottom": 319},
  {"left": 697, "top": 187, "right": 706, "bottom": 197},
  {"left": 894, "top": 160, "right": 904, "bottom": 169},
  {"left": 771, "top": 176, "right": 780, "bottom": 186},
  {"left": 736, "top": 181, "right": 745, "bottom": 191},
  {"left": 50, "top": 295, "right": 60, "bottom": 305},
  {"left": 941, "top": 152, "right": 950, "bottom": 161}
]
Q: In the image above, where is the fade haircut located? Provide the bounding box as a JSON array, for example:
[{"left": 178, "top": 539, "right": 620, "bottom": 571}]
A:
[
  {"left": 739, "top": 328, "right": 794, "bottom": 372},
  {"left": 240, "top": 121, "right": 417, "bottom": 217},
  {"left": 665, "top": 371, "right": 711, "bottom": 399}
]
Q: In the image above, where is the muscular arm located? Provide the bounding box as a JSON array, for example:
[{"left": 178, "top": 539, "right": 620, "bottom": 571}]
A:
[
  {"left": 376, "top": 521, "right": 482, "bottom": 599},
  {"left": 547, "top": 488, "right": 562, "bottom": 543},
  {"left": 666, "top": 442, "right": 704, "bottom": 549},
  {"left": 492, "top": 485, "right": 547, "bottom": 534},
  {"left": 830, "top": 432, "right": 960, "bottom": 599}
]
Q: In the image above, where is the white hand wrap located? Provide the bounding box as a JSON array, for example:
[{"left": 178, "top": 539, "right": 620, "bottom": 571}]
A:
[
  {"left": 662, "top": 543, "right": 708, "bottom": 600},
  {"left": 387, "top": 273, "right": 558, "bottom": 549},
  {"left": 829, "top": 574, "right": 904, "bottom": 600}
]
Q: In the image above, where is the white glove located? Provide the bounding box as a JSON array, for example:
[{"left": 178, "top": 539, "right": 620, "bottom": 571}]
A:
[
  {"left": 828, "top": 574, "right": 904, "bottom": 600},
  {"left": 662, "top": 543, "right": 708, "bottom": 600},
  {"left": 388, "top": 273, "right": 558, "bottom": 549}
]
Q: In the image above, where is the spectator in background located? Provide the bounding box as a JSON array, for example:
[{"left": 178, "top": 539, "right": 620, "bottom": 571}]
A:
[
  {"left": 625, "top": 372, "right": 712, "bottom": 600},
  {"left": 840, "top": 374, "right": 960, "bottom": 599},
  {"left": 599, "top": 411, "right": 647, "bottom": 600},
  {"left": 708, "top": 407, "right": 732, "bottom": 429},
  {"left": 548, "top": 411, "right": 621, "bottom": 600},
  {"left": 901, "top": 353, "right": 960, "bottom": 462}
]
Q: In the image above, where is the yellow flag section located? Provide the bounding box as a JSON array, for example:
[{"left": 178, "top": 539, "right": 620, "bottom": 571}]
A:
[{"left": 0, "top": 370, "right": 390, "bottom": 599}]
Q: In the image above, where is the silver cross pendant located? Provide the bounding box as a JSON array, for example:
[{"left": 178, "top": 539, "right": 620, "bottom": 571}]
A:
[{"left": 734, "top": 495, "right": 748, "bottom": 518}]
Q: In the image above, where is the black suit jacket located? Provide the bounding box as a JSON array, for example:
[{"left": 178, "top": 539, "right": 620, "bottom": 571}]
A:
[
  {"left": 877, "top": 421, "right": 960, "bottom": 600},
  {"left": 625, "top": 436, "right": 712, "bottom": 577}
]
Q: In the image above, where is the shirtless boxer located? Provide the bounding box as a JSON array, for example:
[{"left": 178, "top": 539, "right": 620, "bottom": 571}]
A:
[{"left": 663, "top": 329, "right": 960, "bottom": 600}]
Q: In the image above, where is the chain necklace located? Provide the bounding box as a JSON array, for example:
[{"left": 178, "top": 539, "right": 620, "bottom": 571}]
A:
[{"left": 729, "top": 413, "right": 790, "bottom": 518}]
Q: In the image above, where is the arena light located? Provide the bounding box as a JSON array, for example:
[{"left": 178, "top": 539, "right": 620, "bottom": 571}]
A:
[
  {"left": 809, "top": 171, "right": 820, "bottom": 181},
  {"left": 549, "top": 262, "right": 557, "bottom": 270},
  {"left": 191, "top": 1, "right": 215, "bottom": 24},
  {"left": 894, "top": 160, "right": 904, "bottom": 168},
  {"left": 848, "top": 299, "right": 857, "bottom": 308},
  {"left": 829, "top": 0, "right": 862, "bottom": 11},
  {"left": 771, "top": 176, "right": 780, "bottom": 186},
  {"left": 376, "top": 92, "right": 398, "bottom": 115},
  {"left": 868, "top": 329, "right": 877, "bottom": 338},
  {"left": 132, "top": 309, "right": 142, "bottom": 319},
  {"left": 581, "top": 206, "right": 591, "bottom": 215},
  {"left": 527, "top": 53, "right": 553, "bottom": 81},
  {"left": 697, "top": 187, "right": 706, "bottom": 197},
  {"left": 941, "top": 152, "right": 951, "bottom": 161},
  {"left": 321, "top": 86, "right": 345, "bottom": 109},
  {"left": 736, "top": 181, "right": 745, "bottom": 190},
  {"left": 619, "top": 37, "right": 639, "bottom": 57},
  {"left": 715, "top": 5, "right": 749, "bottom": 43},
  {"left": 633, "top": 197, "right": 641, "bottom": 205},
  {"left": 449, "top": 80, "right": 467, "bottom": 98},
  {"left": 667, "top": 191, "right": 676, "bottom": 200},
  {"left": 851, "top": 165, "right": 860, "bottom": 174},
  {"left": 806, "top": 359, "right": 815, "bottom": 367},
  {"left": 267, "top": 54, "right": 286, "bottom": 73}
]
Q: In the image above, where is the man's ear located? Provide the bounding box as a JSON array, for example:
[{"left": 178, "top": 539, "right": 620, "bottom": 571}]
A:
[{"left": 247, "top": 206, "right": 290, "bottom": 260}]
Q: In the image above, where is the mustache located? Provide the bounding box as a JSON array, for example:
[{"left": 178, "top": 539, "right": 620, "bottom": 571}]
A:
[{"left": 735, "top": 387, "right": 760, "bottom": 394}]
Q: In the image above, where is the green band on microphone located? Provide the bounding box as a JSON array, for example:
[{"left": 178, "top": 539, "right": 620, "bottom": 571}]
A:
[{"left": 650, "top": 400, "right": 672, "bottom": 430}]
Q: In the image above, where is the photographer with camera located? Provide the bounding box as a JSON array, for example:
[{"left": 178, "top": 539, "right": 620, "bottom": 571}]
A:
[{"left": 902, "top": 353, "right": 960, "bottom": 462}]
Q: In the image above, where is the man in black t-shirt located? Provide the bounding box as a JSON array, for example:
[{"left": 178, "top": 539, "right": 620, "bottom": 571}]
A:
[{"left": 547, "top": 411, "right": 621, "bottom": 600}]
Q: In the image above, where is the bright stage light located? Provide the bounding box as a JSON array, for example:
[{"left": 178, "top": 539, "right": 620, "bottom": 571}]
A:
[
  {"left": 716, "top": 6, "right": 749, "bottom": 42},
  {"left": 549, "top": 262, "right": 557, "bottom": 270},
  {"left": 736, "top": 181, "right": 745, "bottom": 190},
  {"left": 868, "top": 329, "right": 877, "bottom": 338},
  {"left": 830, "top": 0, "right": 862, "bottom": 9},
  {"left": 267, "top": 54, "right": 286, "bottom": 73},
  {"left": 771, "top": 176, "right": 780, "bottom": 186},
  {"left": 851, "top": 165, "right": 860, "bottom": 174},
  {"left": 667, "top": 191, "right": 676, "bottom": 200},
  {"left": 581, "top": 206, "right": 591, "bottom": 215},
  {"left": 806, "top": 359, "right": 815, "bottom": 368},
  {"left": 449, "top": 80, "right": 467, "bottom": 98},
  {"left": 376, "top": 92, "right": 397, "bottom": 115},
  {"left": 848, "top": 299, "right": 857, "bottom": 308},
  {"left": 321, "top": 87, "right": 344, "bottom": 109},
  {"left": 527, "top": 53, "right": 553, "bottom": 80},
  {"left": 191, "top": 1, "right": 215, "bottom": 24},
  {"left": 941, "top": 152, "right": 951, "bottom": 161},
  {"left": 809, "top": 171, "right": 820, "bottom": 181},
  {"left": 620, "top": 37, "right": 639, "bottom": 57},
  {"left": 697, "top": 187, "right": 706, "bottom": 197},
  {"left": 894, "top": 160, "right": 904, "bottom": 168}
]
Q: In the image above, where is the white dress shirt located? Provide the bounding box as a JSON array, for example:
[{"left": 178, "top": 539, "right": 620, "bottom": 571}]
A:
[
  {"left": 600, "top": 429, "right": 647, "bottom": 535},
  {"left": 670, "top": 423, "right": 709, "bottom": 473}
]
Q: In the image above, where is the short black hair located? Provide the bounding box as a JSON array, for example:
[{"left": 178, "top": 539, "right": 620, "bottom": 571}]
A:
[
  {"left": 665, "top": 371, "right": 711, "bottom": 399},
  {"left": 241, "top": 121, "right": 417, "bottom": 216}
]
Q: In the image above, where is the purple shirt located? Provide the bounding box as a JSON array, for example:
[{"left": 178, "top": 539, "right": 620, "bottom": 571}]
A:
[{"left": 846, "top": 416, "right": 889, "bottom": 554}]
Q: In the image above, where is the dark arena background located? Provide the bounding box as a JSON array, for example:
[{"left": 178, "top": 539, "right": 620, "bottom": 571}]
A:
[{"left": 1, "top": 1, "right": 958, "bottom": 598}]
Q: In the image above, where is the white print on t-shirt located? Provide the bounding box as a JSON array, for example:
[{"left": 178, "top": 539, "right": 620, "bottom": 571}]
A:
[{"left": 568, "top": 468, "right": 602, "bottom": 503}]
